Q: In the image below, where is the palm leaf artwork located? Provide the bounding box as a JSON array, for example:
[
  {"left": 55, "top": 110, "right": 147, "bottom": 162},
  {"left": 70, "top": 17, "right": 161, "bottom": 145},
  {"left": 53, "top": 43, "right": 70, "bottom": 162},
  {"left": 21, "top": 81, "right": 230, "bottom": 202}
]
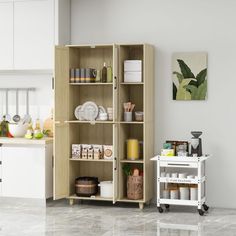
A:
[{"left": 173, "top": 58, "right": 207, "bottom": 100}]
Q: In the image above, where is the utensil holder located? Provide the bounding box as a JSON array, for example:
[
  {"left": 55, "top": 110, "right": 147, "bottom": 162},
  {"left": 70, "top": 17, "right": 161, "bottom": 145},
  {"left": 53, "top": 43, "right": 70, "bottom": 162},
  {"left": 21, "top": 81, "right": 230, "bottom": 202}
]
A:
[{"left": 124, "top": 112, "right": 132, "bottom": 122}]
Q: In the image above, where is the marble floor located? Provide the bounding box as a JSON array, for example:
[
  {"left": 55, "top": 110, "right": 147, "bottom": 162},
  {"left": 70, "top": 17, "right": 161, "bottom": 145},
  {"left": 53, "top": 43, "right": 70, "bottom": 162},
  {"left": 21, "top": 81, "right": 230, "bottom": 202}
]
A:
[{"left": 0, "top": 200, "right": 235, "bottom": 236}]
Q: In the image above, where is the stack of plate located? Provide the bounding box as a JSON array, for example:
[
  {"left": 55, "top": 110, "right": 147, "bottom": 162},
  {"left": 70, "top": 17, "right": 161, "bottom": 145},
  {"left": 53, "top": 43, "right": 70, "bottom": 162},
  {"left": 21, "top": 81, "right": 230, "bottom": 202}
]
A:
[{"left": 74, "top": 101, "right": 107, "bottom": 121}]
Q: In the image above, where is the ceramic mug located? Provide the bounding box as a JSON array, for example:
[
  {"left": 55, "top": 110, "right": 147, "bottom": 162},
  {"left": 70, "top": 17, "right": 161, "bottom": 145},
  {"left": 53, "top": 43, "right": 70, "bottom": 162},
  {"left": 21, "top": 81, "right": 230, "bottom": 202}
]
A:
[{"left": 124, "top": 112, "right": 132, "bottom": 122}]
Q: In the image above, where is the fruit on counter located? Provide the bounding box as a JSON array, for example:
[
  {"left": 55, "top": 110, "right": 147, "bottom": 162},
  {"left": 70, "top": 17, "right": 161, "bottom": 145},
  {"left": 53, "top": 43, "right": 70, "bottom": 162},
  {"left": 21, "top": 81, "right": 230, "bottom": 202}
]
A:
[
  {"left": 34, "top": 132, "right": 43, "bottom": 139},
  {"left": 43, "top": 109, "right": 53, "bottom": 137}
]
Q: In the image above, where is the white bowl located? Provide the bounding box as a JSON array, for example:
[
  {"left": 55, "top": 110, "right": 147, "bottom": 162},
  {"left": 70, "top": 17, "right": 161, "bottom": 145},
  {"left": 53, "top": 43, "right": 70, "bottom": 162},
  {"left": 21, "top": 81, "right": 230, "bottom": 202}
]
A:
[{"left": 8, "top": 123, "right": 28, "bottom": 137}]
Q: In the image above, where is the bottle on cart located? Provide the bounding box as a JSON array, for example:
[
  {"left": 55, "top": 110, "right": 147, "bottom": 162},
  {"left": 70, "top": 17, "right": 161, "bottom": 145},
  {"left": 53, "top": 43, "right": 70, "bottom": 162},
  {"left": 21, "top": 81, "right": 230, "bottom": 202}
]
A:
[
  {"left": 0, "top": 115, "right": 9, "bottom": 137},
  {"left": 101, "top": 62, "right": 107, "bottom": 83}
]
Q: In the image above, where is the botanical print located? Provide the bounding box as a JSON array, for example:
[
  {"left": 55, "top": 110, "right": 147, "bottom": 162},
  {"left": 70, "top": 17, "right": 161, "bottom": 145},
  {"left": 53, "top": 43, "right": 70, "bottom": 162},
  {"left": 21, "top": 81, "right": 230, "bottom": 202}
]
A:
[{"left": 172, "top": 52, "right": 207, "bottom": 100}]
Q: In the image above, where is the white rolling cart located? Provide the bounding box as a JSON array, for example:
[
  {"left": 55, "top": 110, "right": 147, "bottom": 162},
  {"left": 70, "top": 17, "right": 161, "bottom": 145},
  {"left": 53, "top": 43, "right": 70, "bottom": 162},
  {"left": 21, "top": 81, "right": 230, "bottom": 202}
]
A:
[{"left": 151, "top": 155, "right": 211, "bottom": 216}]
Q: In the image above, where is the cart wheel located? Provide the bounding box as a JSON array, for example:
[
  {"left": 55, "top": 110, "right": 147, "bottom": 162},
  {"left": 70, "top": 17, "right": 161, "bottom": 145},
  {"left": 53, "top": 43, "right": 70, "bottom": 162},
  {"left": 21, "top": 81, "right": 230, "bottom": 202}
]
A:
[
  {"left": 198, "top": 209, "right": 204, "bottom": 216},
  {"left": 165, "top": 204, "right": 170, "bottom": 209},
  {"left": 203, "top": 204, "right": 209, "bottom": 211},
  {"left": 157, "top": 207, "right": 163, "bottom": 213}
]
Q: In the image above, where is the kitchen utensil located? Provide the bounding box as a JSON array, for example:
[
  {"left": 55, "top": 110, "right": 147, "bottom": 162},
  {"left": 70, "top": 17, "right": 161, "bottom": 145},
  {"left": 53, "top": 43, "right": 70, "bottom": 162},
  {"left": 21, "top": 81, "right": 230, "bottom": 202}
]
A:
[
  {"left": 190, "top": 131, "right": 203, "bottom": 157},
  {"left": 74, "top": 105, "right": 84, "bottom": 120},
  {"left": 82, "top": 101, "right": 99, "bottom": 121},
  {"left": 99, "top": 181, "right": 113, "bottom": 198},
  {"left": 23, "top": 89, "right": 31, "bottom": 124},
  {"left": 75, "top": 176, "right": 98, "bottom": 197},
  {"left": 127, "top": 139, "right": 139, "bottom": 160},
  {"left": 5, "top": 90, "right": 11, "bottom": 122},
  {"left": 131, "top": 104, "right": 135, "bottom": 112},
  {"left": 13, "top": 90, "right": 21, "bottom": 123},
  {"left": 124, "top": 111, "right": 132, "bottom": 122},
  {"left": 8, "top": 122, "right": 28, "bottom": 137}
]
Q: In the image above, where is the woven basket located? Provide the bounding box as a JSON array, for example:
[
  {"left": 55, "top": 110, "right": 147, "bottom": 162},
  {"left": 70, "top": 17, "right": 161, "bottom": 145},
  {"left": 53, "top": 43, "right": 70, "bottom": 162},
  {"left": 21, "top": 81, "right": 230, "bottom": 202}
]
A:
[{"left": 127, "top": 176, "right": 143, "bottom": 200}]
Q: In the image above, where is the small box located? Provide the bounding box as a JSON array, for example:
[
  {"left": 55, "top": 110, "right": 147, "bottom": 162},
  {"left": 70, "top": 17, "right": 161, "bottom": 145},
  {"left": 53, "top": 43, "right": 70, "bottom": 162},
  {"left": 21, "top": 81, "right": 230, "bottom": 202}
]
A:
[
  {"left": 72, "top": 144, "right": 81, "bottom": 159},
  {"left": 88, "top": 147, "right": 94, "bottom": 160},
  {"left": 93, "top": 145, "right": 103, "bottom": 160},
  {"left": 124, "top": 60, "right": 142, "bottom": 72},
  {"left": 103, "top": 145, "right": 113, "bottom": 160},
  {"left": 124, "top": 72, "right": 142, "bottom": 83}
]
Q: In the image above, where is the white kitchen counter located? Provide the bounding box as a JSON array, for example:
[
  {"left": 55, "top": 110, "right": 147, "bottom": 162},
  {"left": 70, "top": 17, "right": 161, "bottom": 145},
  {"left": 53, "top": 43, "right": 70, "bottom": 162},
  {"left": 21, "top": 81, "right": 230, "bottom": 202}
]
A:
[{"left": 0, "top": 137, "right": 53, "bottom": 145}]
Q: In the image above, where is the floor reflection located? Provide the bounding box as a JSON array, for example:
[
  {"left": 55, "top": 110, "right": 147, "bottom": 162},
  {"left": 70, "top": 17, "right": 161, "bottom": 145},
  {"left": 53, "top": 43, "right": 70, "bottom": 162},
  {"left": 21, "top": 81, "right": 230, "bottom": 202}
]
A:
[{"left": 157, "top": 221, "right": 202, "bottom": 236}]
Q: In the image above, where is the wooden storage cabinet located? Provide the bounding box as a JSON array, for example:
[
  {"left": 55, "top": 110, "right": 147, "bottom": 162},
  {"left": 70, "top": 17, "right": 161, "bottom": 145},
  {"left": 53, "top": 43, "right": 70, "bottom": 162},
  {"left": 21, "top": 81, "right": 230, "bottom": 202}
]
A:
[{"left": 54, "top": 44, "right": 154, "bottom": 208}]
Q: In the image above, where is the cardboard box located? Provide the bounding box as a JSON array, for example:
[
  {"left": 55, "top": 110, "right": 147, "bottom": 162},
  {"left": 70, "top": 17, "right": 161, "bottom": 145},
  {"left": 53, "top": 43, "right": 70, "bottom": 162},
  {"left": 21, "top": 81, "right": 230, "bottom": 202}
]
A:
[
  {"left": 72, "top": 144, "right": 81, "bottom": 159},
  {"left": 124, "top": 60, "right": 142, "bottom": 72},
  {"left": 104, "top": 145, "right": 113, "bottom": 160},
  {"left": 124, "top": 72, "right": 142, "bottom": 83}
]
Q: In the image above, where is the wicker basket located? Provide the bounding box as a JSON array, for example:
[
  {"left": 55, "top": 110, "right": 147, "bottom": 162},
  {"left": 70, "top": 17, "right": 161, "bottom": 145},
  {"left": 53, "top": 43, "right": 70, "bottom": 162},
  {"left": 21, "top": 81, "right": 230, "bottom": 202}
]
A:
[{"left": 127, "top": 176, "right": 143, "bottom": 200}]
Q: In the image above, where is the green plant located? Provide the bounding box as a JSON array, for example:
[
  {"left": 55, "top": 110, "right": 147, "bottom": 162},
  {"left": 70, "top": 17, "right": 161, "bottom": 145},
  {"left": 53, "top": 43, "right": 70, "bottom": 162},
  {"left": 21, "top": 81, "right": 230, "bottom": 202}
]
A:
[
  {"left": 173, "top": 59, "right": 207, "bottom": 100},
  {"left": 123, "top": 164, "right": 132, "bottom": 176}
]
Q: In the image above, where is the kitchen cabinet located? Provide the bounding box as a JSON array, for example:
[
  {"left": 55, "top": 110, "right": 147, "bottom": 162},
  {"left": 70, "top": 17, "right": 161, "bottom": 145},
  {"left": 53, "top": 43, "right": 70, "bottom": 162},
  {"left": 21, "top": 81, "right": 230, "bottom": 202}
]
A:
[
  {"left": 54, "top": 44, "right": 154, "bottom": 209},
  {"left": 14, "top": 0, "right": 54, "bottom": 70},
  {"left": 0, "top": 139, "right": 53, "bottom": 200},
  {"left": 0, "top": 145, "right": 2, "bottom": 196},
  {"left": 0, "top": 2, "right": 14, "bottom": 70},
  {"left": 0, "top": 0, "right": 70, "bottom": 71}
]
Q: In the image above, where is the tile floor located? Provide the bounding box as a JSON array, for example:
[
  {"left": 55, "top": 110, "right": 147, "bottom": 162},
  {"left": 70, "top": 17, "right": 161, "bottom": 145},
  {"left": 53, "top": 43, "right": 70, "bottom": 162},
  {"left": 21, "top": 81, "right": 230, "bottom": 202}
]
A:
[{"left": 0, "top": 200, "right": 235, "bottom": 236}]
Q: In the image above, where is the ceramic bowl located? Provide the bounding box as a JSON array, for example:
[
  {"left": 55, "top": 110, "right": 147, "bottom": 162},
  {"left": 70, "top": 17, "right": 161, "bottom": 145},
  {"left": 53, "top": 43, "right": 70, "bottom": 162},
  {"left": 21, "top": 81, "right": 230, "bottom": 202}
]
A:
[{"left": 8, "top": 123, "right": 28, "bottom": 137}]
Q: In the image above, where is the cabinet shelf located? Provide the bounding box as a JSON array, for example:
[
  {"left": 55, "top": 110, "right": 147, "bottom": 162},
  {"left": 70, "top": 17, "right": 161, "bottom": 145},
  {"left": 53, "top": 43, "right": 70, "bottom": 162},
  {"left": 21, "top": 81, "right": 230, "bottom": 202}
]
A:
[
  {"left": 69, "top": 194, "right": 113, "bottom": 202},
  {"left": 70, "top": 83, "right": 113, "bottom": 86},
  {"left": 120, "top": 159, "right": 144, "bottom": 164},
  {"left": 120, "top": 82, "right": 144, "bottom": 85},
  {"left": 66, "top": 120, "right": 114, "bottom": 124},
  {"left": 70, "top": 158, "right": 113, "bottom": 163},
  {"left": 118, "top": 197, "right": 144, "bottom": 203},
  {"left": 119, "top": 121, "right": 144, "bottom": 124}
]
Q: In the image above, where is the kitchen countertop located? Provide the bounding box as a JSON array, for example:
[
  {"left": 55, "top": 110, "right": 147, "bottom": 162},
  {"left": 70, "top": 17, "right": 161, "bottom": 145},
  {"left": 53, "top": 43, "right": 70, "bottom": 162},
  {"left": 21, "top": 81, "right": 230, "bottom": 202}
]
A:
[{"left": 0, "top": 137, "right": 53, "bottom": 145}]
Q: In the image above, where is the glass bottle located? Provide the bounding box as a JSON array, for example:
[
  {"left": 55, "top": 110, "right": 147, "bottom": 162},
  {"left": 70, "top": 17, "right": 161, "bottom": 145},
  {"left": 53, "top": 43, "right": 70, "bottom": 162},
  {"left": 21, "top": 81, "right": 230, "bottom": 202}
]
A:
[{"left": 101, "top": 62, "right": 107, "bottom": 83}]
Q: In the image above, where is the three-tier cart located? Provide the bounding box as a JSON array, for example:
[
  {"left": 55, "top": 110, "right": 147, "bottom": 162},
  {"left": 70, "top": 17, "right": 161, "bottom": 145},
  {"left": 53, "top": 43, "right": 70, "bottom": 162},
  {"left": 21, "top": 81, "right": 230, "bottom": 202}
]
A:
[{"left": 151, "top": 155, "right": 211, "bottom": 215}]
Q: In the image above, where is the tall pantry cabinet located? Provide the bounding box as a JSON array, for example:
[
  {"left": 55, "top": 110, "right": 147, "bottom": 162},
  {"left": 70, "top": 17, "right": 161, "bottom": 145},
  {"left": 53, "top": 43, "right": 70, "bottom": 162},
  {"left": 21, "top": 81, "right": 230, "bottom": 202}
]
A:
[{"left": 54, "top": 44, "right": 154, "bottom": 209}]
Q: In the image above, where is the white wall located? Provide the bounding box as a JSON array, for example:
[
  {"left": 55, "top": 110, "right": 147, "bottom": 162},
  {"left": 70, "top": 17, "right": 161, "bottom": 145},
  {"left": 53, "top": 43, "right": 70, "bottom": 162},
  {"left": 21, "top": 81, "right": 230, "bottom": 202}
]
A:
[
  {"left": 0, "top": 74, "right": 53, "bottom": 124},
  {"left": 71, "top": 0, "right": 236, "bottom": 208}
]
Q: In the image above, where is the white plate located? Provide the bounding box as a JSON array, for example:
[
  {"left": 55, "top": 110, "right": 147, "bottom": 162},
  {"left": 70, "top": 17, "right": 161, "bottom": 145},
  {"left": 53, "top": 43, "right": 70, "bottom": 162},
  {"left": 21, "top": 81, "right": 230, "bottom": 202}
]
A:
[
  {"left": 74, "top": 105, "right": 84, "bottom": 120},
  {"left": 82, "top": 101, "right": 99, "bottom": 121}
]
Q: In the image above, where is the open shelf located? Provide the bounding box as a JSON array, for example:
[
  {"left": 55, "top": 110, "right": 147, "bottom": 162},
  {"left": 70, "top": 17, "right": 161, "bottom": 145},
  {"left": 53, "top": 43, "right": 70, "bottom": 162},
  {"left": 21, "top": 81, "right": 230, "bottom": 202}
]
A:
[
  {"left": 70, "top": 158, "right": 113, "bottom": 163},
  {"left": 118, "top": 197, "right": 144, "bottom": 203},
  {"left": 67, "top": 120, "right": 114, "bottom": 124},
  {"left": 69, "top": 194, "right": 113, "bottom": 202},
  {"left": 119, "top": 121, "right": 144, "bottom": 124},
  {"left": 120, "top": 159, "right": 144, "bottom": 163},
  {"left": 70, "top": 83, "right": 113, "bottom": 86},
  {"left": 120, "top": 82, "right": 144, "bottom": 85}
]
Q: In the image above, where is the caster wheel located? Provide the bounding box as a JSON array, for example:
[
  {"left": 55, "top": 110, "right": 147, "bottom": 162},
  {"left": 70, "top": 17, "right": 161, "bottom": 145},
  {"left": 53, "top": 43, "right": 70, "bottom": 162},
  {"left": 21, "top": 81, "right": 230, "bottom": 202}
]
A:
[
  {"left": 198, "top": 209, "right": 204, "bottom": 216},
  {"left": 157, "top": 207, "right": 163, "bottom": 213},
  {"left": 165, "top": 204, "right": 170, "bottom": 209},
  {"left": 203, "top": 204, "right": 209, "bottom": 211}
]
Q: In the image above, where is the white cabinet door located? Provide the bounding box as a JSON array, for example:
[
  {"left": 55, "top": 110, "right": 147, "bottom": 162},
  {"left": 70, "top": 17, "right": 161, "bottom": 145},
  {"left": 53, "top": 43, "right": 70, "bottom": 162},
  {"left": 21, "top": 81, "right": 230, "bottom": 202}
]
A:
[
  {"left": 14, "top": 0, "right": 54, "bottom": 70},
  {"left": 2, "top": 145, "right": 46, "bottom": 199},
  {"left": 0, "top": 2, "right": 13, "bottom": 69}
]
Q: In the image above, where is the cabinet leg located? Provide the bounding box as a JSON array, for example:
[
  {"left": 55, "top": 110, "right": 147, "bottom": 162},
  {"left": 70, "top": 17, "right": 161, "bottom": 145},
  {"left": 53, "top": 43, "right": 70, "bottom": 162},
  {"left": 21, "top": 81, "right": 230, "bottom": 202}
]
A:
[
  {"left": 69, "top": 199, "right": 74, "bottom": 206},
  {"left": 139, "top": 203, "right": 144, "bottom": 210}
]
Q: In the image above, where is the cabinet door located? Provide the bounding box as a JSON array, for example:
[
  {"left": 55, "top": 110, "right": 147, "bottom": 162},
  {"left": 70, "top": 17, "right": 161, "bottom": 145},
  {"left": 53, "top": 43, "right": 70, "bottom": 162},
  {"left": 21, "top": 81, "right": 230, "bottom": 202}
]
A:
[
  {"left": 14, "top": 0, "right": 54, "bottom": 70},
  {"left": 2, "top": 145, "right": 45, "bottom": 198},
  {"left": 0, "top": 2, "right": 13, "bottom": 69},
  {"left": 54, "top": 46, "right": 69, "bottom": 200}
]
